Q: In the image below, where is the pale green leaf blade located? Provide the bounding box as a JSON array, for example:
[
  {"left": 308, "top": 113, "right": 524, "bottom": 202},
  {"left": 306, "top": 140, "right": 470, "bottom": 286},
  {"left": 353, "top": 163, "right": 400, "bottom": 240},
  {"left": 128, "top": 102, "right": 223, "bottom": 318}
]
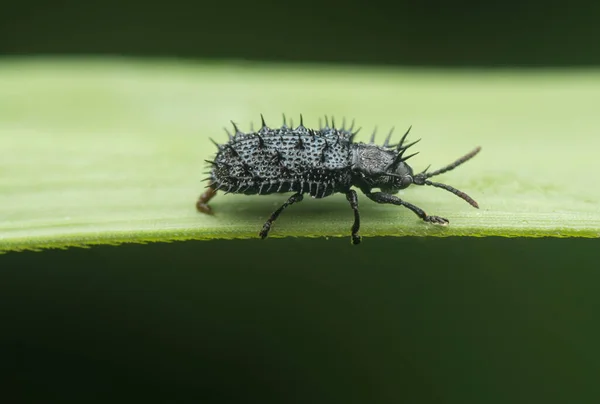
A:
[{"left": 1, "top": 59, "right": 599, "bottom": 252}]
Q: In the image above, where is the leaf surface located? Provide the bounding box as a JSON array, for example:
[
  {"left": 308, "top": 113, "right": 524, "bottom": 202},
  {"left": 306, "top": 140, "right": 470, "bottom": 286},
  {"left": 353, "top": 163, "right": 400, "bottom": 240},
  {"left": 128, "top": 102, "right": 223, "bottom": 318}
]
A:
[{"left": 1, "top": 58, "right": 599, "bottom": 252}]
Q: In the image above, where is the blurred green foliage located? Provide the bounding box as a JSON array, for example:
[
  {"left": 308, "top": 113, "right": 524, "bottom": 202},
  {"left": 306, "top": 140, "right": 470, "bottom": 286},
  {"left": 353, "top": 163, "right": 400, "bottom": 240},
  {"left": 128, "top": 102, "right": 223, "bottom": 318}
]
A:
[
  {"left": 2, "top": 0, "right": 600, "bottom": 66},
  {"left": 3, "top": 237, "right": 600, "bottom": 403}
]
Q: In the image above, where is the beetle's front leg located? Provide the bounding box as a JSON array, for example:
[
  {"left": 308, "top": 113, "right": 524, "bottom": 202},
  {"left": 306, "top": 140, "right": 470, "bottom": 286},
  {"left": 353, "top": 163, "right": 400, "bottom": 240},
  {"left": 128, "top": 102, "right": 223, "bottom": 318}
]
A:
[{"left": 365, "top": 192, "right": 449, "bottom": 225}]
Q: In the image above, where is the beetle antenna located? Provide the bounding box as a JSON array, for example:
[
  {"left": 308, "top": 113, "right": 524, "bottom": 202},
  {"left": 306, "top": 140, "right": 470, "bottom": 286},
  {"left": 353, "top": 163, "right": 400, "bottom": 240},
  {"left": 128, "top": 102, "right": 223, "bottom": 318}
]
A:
[
  {"left": 417, "top": 180, "right": 479, "bottom": 208},
  {"left": 417, "top": 147, "right": 481, "bottom": 179},
  {"left": 412, "top": 146, "right": 481, "bottom": 208}
]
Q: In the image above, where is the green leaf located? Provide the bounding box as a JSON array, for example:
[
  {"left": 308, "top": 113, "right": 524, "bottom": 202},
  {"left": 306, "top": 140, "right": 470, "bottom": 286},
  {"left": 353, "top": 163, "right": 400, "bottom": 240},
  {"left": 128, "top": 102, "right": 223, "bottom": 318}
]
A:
[{"left": 1, "top": 58, "right": 599, "bottom": 252}]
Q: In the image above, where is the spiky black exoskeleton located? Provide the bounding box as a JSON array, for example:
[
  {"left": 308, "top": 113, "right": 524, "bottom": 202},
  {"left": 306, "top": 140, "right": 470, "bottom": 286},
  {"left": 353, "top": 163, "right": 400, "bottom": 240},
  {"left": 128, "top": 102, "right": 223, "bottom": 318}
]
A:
[{"left": 197, "top": 114, "right": 481, "bottom": 245}]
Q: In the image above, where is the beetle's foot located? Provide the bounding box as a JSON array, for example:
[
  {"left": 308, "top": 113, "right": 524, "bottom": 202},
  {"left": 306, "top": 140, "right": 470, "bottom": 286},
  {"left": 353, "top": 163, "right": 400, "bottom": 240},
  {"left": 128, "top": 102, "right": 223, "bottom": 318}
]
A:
[
  {"left": 424, "top": 215, "right": 449, "bottom": 226},
  {"left": 196, "top": 200, "right": 213, "bottom": 214},
  {"left": 351, "top": 234, "right": 362, "bottom": 245},
  {"left": 196, "top": 188, "right": 217, "bottom": 215}
]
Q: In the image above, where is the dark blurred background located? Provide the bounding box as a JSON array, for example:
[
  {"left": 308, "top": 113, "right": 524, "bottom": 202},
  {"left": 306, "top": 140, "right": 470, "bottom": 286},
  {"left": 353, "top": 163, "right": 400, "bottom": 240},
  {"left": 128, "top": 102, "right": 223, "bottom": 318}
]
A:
[
  {"left": 3, "top": 238, "right": 600, "bottom": 403},
  {"left": 2, "top": 0, "right": 600, "bottom": 66},
  {"left": 2, "top": 1, "right": 600, "bottom": 403}
]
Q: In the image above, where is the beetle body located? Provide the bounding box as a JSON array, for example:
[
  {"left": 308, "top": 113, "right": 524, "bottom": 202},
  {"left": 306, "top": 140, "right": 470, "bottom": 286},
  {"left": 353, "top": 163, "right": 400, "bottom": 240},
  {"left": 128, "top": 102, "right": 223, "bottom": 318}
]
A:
[
  {"left": 197, "top": 115, "right": 481, "bottom": 245},
  {"left": 207, "top": 124, "right": 353, "bottom": 199}
]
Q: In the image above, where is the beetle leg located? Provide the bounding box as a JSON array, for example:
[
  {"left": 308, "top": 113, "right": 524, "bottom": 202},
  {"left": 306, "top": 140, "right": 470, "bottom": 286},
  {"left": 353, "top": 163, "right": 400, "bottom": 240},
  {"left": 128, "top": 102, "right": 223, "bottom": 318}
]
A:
[
  {"left": 259, "top": 193, "right": 304, "bottom": 239},
  {"left": 345, "top": 190, "right": 362, "bottom": 245},
  {"left": 365, "top": 192, "right": 449, "bottom": 225},
  {"left": 196, "top": 186, "right": 217, "bottom": 214}
]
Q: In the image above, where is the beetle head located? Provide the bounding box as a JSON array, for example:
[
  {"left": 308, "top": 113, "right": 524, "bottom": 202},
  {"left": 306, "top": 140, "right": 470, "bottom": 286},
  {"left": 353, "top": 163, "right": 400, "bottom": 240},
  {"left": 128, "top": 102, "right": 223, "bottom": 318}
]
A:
[
  {"left": 375, "top": 160, "right": 416, "bottom": 193},
  {"left": 353, "top": 125, "right": 482, "bottom": 208},
  {"left": 352, "top": 125, "right": 422, "bottom": 193}
]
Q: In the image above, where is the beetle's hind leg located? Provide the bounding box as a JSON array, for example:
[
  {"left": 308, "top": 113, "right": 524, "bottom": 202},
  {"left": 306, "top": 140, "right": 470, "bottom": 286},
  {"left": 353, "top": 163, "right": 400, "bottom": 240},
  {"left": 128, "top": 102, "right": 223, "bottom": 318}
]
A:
[
  {"left": 196, "top": 186, "right": 217, "bottom": 214},
  {"left": 259, "top": 193, "right": 303, "bottom": 239}
]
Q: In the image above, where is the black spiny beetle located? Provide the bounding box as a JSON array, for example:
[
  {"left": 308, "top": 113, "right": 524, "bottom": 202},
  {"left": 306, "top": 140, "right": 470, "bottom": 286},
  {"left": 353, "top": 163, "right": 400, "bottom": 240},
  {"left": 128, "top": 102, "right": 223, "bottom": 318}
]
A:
[{"left": 197, "top": 114, "right": 481, "bottom": 244}]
